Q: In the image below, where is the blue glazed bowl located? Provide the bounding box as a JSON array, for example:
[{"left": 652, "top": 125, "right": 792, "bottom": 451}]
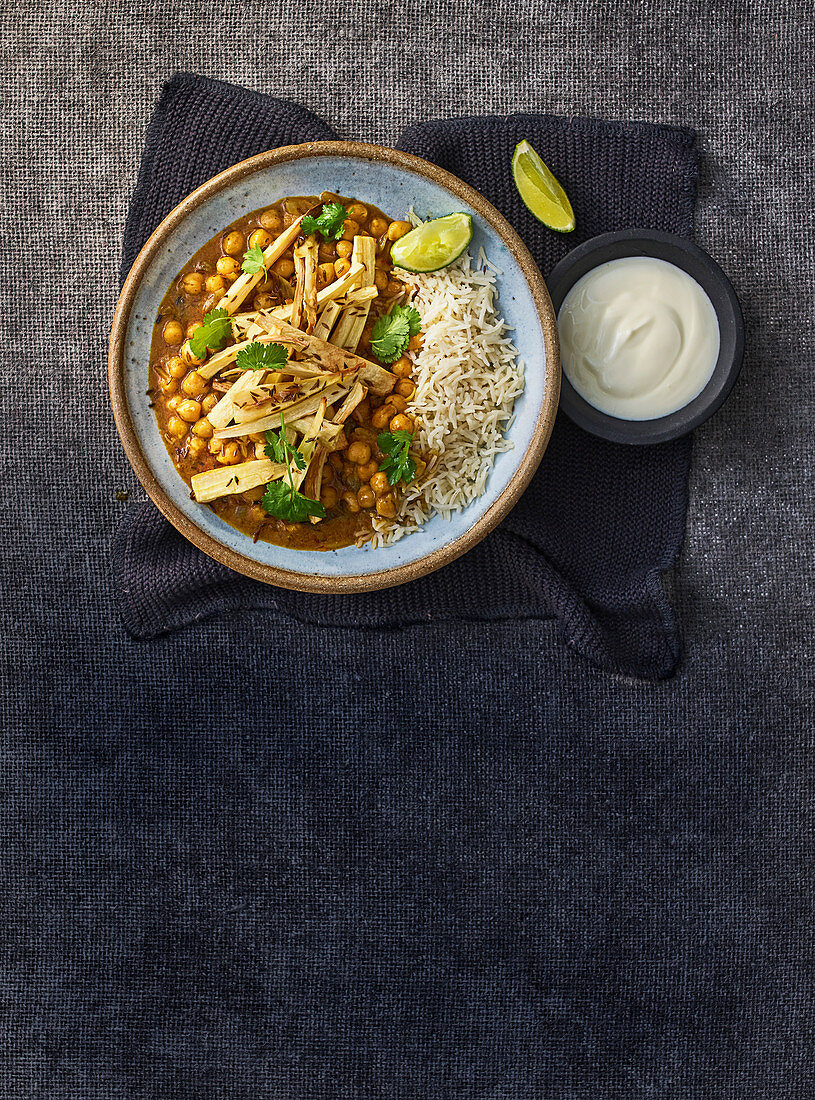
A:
[{"left": 109, "top": 142, "right": 560, "bottom": 593}]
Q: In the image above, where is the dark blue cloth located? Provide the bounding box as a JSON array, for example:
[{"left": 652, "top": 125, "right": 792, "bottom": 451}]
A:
[{"left": 115, "top": 73, "right": 697, "bottom": 679}]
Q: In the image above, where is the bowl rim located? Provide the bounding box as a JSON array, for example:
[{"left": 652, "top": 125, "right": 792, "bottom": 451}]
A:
[
  {"left": 547, "top": 228, "right": 744, "bottom": 445},
  {"left": 108, "top": 140, "right": 561, "bottom": 594}
]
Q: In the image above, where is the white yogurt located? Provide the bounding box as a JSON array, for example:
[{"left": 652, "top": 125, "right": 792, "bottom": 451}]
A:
[{"left": 558, "top": 256, "right": 720, "bottom": 421}]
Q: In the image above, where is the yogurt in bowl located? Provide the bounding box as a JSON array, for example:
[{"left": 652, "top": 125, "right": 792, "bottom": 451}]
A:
[{"left": 548, "top": 230, "right": 744, "bottom": 446}]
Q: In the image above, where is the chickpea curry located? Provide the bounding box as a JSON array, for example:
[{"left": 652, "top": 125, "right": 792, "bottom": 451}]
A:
[{"left": 148, "top": 193, "right": 424, "bottom": 550}]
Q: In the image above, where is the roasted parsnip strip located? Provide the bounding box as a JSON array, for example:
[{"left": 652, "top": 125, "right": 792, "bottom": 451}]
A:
[
  {"left": 290, "top": 399, "right": 326, "bottom": 492},
  {"left": 291, "top": 236, "right": 318, "bottom": 331},
  {"left": 312, "top": 300, "right": 342, "bottom": 342},
  {"left": 198, "top": 334, "right": 282, "bottom": 380},
  {"left": 231, "top": 375, "right": 343, "bottom": 424},
  {"left": 305, "top": 381, "right": 368, "bottom": 522},
  {"left": 287, "top": 417, "right": 344, "bottom": 448},
  {"left": 217, "top": 216, "right": 304, "bottom": 316},
  {"left": 339, "top": 286, "right": 378, "bottom": 307},
  {"left": 265, "top": 261, "right": 365, "bottom": 322},
  {"left": 331, "top": 236, "right": 376, "bottom": 352},
  {"left": 207, "top": 369, "right": 266, "bottom": 429},
  {"left": 212, "top": 383, "right": 349, "bottom": 439},
  {"left": 191, "top": 458, "right": 285, "bottom": 504},
  {"left": 254, "top": 317, "right": 396, "bottom": 395}
]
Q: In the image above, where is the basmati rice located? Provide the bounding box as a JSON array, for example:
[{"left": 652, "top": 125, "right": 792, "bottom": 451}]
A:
[{"left": 369, "top": 246, "right": 526, "bottom": 548}]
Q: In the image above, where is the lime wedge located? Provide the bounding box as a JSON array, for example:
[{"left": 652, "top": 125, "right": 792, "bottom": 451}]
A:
[
  {"left": 512, "top": 139, "right": 575, "bottom": 233},
  {"left": 390, "top": 213, "right": 473, "bottom": 272}
]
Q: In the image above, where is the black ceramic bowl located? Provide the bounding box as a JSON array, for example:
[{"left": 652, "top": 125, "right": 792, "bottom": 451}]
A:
[{"left": 547, "top": 230, "right": 744, "bottom": 445}]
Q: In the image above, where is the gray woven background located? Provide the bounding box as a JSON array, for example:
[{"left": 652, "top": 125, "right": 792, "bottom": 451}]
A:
[
  {"left": 3, "top": 1, "right": 814, "bottom": 1096},
  {"left": 5, "top": 0, "right": 812, "bottom": 678}
]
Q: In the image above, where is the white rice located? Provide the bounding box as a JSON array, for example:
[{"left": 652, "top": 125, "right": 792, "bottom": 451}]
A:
[{"left": 369, "top": 245, "right": 525, "bottom": 547}]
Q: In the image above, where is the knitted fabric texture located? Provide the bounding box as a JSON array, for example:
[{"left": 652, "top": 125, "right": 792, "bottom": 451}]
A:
[{"left": 115, "top": 73, "right": 697, "bottom": 679}]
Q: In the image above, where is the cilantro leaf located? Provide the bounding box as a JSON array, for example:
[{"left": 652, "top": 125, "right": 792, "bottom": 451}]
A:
[
  {"left": 236, "top": 342, "right": 289, "bottom": 371},
  {"left": 264, "top": 415, "right": 305, "bottom": 470},
  {"left": 377, "top": 429, "right": 417, "bottom": 486},
  {"left": 260, "top": 411, "right": 325, "bottom": 523},
  {"left": 241, "top": 243, "right": 268, "bottom": 277},
  {"left": 370, "top": 305, "right": 422, "bottom": 364},
  {"left": 189, "top": 307, "right": 232, "bottom": 359},
  {"left": 261, "top": 480, "right": 326, "bottom": 522},
  {"left": 300, "top": 202, "right": 348, "bottom": 241}
]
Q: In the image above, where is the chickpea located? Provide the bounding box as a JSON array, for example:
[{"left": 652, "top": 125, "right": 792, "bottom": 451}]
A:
[
  {"left": 320, "top": 485, "right": 339, "bottom": 510},
  {"left": 391, "top": 355, "right": 413, "bottom": 379},
  {"left": 217, "top": 441, "right": 242, "bottom": 465},
  {"left": 202, "top": 393, "right": 219, "bottom": 414},
  {"left": 335, "top": 240, "right": 354, "bottom": 259},
  {"left": 357, "top": 459, "right": 379, "bottom": 482},
  {"left": 249, "top": 228, "right": 272, "bottom": 251},
  {"left": 388, "top": 394, "right": 409, "bottom": 413},
  {"left": 369, "top": 216, "right": 389, "bottom": 237},
  {"left": 192, "top": 417, "right": 213, "bottom": 438},
  {"left": 340, "top": 219, "right": 360, "bottom": 241},
  {"left": 222, "top": 230, "right": 245, "bottom": 256},
  {"left": 163, "top": 319, "right": 184, "bottom": 346},
  {"left": 158, "top": 376, "right": 178, "bottom": 395},
  {"left": 181, "top": 371, "right": 207, "bottom": 398},
  {"left": 166, "top": 415, "right": 187, "bottom": 439},
  {"left": 334, "top": 258, "right": 352, "bottom": 278},
  {"left": 395, "top": 379, "right": 415, "bottom": 399},
  {"left": 181, "top": 271, "right": 204, "bottom": 294},
  {"left": 374, "top": 269, "right": 389, "bottom": 292},
  {"left": 272, "top": 257, "right": 295, "bottom": 278},
  {"left": 186, "top": 322, "right": 202, "bottom": 341},
  {"left": 357, "top": 485, "right": 375, "bottom": 509},
  {"left": 166, "top": 393, "right": 183, "bottom": 411},
  {"left": 177, "top": 398, "right": 202, "bottom": 422},
  {"left": 205, "top": 274, "right": 226, "bottom": 294},
  {"left": 386, "top": 279, "right": 403, "bottom": 295},
  {"left": 285, "top": 198, "right": 310, "bottom": 214},
  {"left": 390, "top": 413, "right": 414, "bottom": 434},
  {"left": 318, "top": 241, "right": 337, "bottom": 263},
  {"left": 342, "top": 491, "right": 361, "bottom": 514},
  {"left": 370, "top": 471, "right": 390, "bottom": 494},
  {"left": 167, "top": 355, "right": 187, "bottom": 379},
  {"left": 376, "top": 493, "right": 398, "bottom": 518},
  {"left": 318, "top": 262, "right": 336, "bottom": 287},
  {"left": 181, "top": 341, "right": 204, "bottom": 367},
  {"left": 346, "top": 441, "right": 372, "bottom": 465},
  {"left": 259, "top": 208, "right": 283, "bottom": 232},
  {"left": 188, "top": 436, "right": 208, "bottom": 457},
  {"left": 342, "top": 461, "right": 357, "bottom": 483},
  {"left": 216, "top": 256, "right": 240, "bottom": 277},
  {"left": 371, "top": 404, "right": 396, "bottom": 430},
  {"left": 347, "top": 203, "right": 368, "bottom": 222},
  {"left": 387, "top": 220, "right": 412, "bottom": 241},
  {"left": 208, "top": 437, "right": 223, "bottom": 455},
  {"left": 408, "top": 333, "right": 423, "bottom": 351}
]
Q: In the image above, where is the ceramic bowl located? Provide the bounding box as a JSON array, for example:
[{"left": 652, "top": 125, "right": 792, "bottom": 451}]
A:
[
  {"left": 547, "top": 229, "right": 744, "bottom": 445},
  {"left": 109, "top": 141, "right": 560, "bottom": 593}
]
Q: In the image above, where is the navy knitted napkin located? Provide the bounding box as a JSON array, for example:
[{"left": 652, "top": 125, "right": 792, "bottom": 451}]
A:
[{"left": 113, "top": 73, "right": 697, "bottom": 679}]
